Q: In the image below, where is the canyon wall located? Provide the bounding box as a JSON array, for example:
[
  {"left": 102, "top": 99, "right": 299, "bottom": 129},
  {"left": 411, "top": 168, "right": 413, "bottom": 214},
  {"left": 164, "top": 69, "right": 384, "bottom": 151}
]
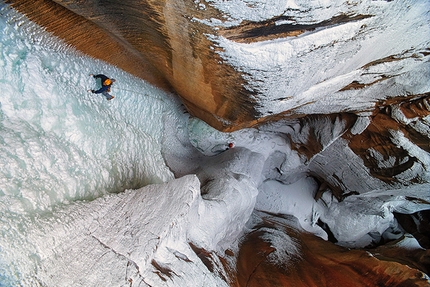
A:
[
  {"left": 6, "top": 1, "right": 429, "bottom": 128},
  {"left": 6, "top": 0, "right": 429, "bottom": 193},
  {"left": 4, "top": 0, "right": 429, "bottom": 286},
  {"left": 6, "top": 0, "right": 259, "bottom": 130}
]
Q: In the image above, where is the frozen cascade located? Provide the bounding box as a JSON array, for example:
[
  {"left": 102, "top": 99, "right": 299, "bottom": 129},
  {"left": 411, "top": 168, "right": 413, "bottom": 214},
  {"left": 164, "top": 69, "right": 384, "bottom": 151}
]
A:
[
  {"left": 0, "top": 4, "right": 181, "bottom": 284},
  {"left": 0, "top": 4, "right": 177, "bottom": 213},
  {"left": 0, "top": 2, "right": 429, "bottom": 286}
]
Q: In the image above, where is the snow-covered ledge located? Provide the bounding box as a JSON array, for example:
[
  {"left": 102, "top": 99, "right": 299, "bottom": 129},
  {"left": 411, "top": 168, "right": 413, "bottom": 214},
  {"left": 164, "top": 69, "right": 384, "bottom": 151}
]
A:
[{"left": 15, "top": 175, "right": 231, "bottom": 286}]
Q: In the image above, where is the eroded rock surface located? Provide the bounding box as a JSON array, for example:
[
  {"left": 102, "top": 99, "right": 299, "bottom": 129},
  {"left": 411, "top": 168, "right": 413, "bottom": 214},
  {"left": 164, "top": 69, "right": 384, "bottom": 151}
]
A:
[{"left": 229, "top": 212, "right": 429, "bottom": 287}]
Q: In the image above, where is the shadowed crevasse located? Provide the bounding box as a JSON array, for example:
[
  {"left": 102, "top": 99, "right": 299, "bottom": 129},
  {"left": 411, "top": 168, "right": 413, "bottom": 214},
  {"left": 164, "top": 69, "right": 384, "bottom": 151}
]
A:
[{"left": 220, "top": 14, "right": 372, "bottom": 44}]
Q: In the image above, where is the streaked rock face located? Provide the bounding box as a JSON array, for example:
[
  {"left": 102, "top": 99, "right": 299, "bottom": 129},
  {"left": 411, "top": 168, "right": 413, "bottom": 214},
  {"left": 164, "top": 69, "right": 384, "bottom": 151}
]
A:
[
  {"left": 229, "top": 212, "right": 430, "bottom": 287},
  {"left": 5, "top": 0, "right": 429, "bottom": 286},
  {"left": 6, "top": 0, "right": 259, "bottom": 130}
]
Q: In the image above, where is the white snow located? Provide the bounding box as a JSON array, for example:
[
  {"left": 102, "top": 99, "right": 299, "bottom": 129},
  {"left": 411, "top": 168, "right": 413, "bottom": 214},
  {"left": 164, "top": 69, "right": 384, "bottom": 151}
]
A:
[
  {"left": 5, "top": 175, "right": 228, "bottom": 286},
  {"left": 350, "top": 116, "right": 370, "bottom": 135},
  {"left": 389, "top": 129, "right": 430, "bottom": 183},
  {"left": 189, "top": 148, "right": 264, "bottom": 252},
  {"left": 255, "top": 177, "right": 327, "bottom": 239},
  {"left": 320, "top": 184, "right": 430, "bottom": 247}
]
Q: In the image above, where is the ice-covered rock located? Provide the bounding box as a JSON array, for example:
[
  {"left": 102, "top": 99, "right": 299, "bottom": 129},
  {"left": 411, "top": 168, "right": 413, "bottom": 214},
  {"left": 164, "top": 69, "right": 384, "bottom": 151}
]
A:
[
  {"left": 2, "top": 175, "right": 231, "bottom": 286},
  {"left": 232, "top": 211, "right": 430, "bottom": 287}
]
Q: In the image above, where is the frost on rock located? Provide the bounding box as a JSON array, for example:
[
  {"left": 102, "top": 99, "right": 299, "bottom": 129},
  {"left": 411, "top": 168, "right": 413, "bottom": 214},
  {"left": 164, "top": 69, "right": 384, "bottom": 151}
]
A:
[
  {"left": 1, "top": 0, "right": 430, "bottom": 285},
  {"left": 211, "top": 0, "right": 430, "bottom": 118},
  {"left": 319, "top": 184, "right": 430, "bottom": 248}
]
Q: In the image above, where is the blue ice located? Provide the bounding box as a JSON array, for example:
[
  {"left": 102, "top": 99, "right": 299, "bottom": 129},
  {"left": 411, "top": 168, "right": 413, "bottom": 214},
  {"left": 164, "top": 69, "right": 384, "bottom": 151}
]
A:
[{"left": 0, "top": 4, "right": 187, "bottom": 284}]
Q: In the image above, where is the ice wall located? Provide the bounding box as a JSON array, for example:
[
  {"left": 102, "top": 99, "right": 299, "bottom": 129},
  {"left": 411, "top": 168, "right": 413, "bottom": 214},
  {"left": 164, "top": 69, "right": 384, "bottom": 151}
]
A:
[
  {"left": 2, "top": 175, "right": 229, "bottom": 287},
  {"left": 0, "top": 3, "right": 179, "bottom": 213},
  {"left": 0, "top": 5, "right": 265, "bottom": 284},
  {"left": 0, "top": 4, "right": 185, "bottom": 283}
]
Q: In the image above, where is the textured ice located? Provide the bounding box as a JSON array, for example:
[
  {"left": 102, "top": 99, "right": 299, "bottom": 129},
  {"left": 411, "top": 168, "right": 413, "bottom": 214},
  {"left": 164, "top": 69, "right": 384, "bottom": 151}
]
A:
[
  {"left": 3, "top": 175, "right": 228, "bottom": 286},
  {"left": 319, "top": 184, "right": 430, "bottom": 247},
  {"left": 0, "top": 4, "right": 178, "bottom": 214},
  {"left": 350, "top": 116, "right": 370, "bottom": 135}
]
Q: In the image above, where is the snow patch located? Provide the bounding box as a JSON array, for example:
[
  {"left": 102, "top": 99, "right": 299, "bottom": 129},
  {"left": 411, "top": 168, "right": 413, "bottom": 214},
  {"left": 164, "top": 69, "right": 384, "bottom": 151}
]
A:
[
  {"left": 350, "top": 116, "right": 370, "bottom": 135},
  {"left": 255, "top": 177, "right": 326, "bottom": 239}
]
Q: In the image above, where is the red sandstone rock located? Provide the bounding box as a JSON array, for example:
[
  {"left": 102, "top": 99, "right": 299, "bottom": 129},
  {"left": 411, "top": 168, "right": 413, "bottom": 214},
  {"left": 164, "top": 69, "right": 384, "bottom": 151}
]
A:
[{"left": 228, "top": 213, "right": 429, "bottom": 287}]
